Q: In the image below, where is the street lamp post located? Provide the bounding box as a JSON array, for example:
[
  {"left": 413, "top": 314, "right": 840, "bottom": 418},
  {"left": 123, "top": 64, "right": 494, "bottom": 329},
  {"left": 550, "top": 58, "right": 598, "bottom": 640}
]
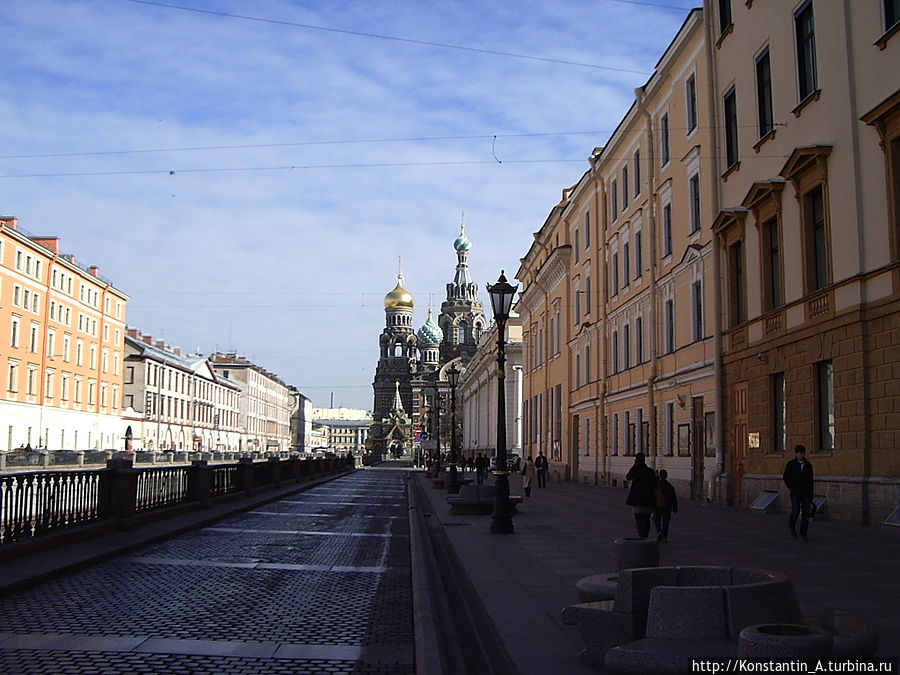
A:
[
  {"left": 446, "top": 364, "right": 462, "bottom": 495},
  {"left": 426, "top": 387, "right": 441, "bottom": 467},
  {"left": 488, "top": 271, "right": 517, "bottom": 534}
]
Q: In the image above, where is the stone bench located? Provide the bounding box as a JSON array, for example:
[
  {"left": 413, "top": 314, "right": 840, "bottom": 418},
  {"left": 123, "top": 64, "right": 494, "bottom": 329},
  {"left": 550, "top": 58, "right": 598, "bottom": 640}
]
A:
[
  {"left": 563, "top": 565, "right": 815, "bottom": 670},
  {"left": 446, "top": 483, "right": 522, "bottom": 515},
  {"left": 575, "top": 538, "right": 660, "bottom": 602}
]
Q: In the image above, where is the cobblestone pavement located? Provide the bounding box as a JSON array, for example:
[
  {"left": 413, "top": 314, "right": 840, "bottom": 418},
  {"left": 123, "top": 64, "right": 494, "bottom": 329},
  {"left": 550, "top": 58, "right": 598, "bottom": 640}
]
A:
[{"left": 0, "top": 466, "right": 414, "bottom": 674}]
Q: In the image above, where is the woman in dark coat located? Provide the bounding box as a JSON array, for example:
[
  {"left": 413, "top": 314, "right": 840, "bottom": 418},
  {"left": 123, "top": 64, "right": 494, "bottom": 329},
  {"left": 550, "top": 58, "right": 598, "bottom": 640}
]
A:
[{"left": 625, "top": 453, "right": 658, "bottom": 539}]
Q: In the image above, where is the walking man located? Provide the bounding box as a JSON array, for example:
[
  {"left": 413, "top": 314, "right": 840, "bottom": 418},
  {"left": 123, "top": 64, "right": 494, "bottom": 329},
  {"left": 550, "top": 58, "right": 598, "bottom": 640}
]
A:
[
  {"left": 783, "top": 444, "right": 815, "bottom": 541},
  {"left": 535, "top": 450, "right": 549, "bottom": 488}
]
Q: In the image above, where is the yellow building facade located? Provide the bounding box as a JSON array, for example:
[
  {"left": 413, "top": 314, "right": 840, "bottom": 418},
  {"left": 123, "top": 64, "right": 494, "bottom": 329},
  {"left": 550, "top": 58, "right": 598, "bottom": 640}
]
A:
[
  {"left": 710, "top": 0, "right": 900, "bottom": 523},
  {"left": 0, "top": 217, "right": 128, "bottom": 451}
]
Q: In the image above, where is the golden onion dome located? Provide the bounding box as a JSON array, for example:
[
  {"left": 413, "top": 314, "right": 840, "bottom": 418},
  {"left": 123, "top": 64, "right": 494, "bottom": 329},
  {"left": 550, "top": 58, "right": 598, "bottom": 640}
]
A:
[{"left": 384, "top": 275, "right": 414, "bottom": 309}]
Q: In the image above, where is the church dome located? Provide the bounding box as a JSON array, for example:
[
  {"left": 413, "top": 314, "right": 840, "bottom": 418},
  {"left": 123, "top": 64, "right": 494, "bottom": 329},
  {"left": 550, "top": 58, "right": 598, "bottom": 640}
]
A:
[
  {"left": 453, "top": 229, "right": 472, "bottom": 252},
  {"left": 384, "top": 275, "right": 414, "bottom": 309},
  {"left": 417, "top": 310, "right": 444, "bottom": 346}
]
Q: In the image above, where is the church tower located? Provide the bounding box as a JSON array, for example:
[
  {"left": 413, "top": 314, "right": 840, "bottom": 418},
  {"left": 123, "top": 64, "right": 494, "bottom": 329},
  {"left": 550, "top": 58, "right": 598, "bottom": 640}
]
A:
[
  {"left": 373, "top": 273, "right": 416, "bottom": 419},
  {"left": 439, "top": 222, "right": 487, "bottom": 364}
]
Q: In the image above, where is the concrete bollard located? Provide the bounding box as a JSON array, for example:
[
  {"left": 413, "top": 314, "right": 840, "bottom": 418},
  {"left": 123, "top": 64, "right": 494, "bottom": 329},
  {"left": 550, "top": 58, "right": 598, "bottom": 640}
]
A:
[{"left": 614, "top": 537, "right": 660, "bottom": 571}]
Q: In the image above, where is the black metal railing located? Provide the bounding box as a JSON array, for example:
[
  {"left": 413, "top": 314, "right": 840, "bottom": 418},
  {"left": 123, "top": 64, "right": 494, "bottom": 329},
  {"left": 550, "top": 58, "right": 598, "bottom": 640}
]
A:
[
  {"left": 0, "top": 455, "right": 355, "bottom": 547},
  {"left": 136, "top": 466, "right": 189, "bottom": 513},
  {"left": 0, "top": 470, "right": 109, "bottom": 544}
]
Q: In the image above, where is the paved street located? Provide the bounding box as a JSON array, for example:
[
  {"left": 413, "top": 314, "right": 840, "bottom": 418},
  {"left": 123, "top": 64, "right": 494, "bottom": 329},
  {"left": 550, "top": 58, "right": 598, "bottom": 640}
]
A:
[{"left": 0, "top": 467, "right": 414, "bottom": 674}]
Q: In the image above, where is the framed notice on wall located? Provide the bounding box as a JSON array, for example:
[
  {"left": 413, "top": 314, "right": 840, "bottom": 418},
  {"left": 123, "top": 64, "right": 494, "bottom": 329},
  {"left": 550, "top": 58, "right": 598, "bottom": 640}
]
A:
[
  {"left": 678, "top": 424, "right": 691, "bottom": 457},
  {"left": 705, "top": 411, "right": 716, "bottom": 457}
]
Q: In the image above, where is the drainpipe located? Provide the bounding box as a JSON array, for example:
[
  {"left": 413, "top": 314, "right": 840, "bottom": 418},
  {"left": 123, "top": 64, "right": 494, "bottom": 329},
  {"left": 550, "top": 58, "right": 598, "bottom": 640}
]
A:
[
  {"left": 704, "top": 1, "right": 727, "bottom": 501},
  {"left": 590, "top": 154, "right": 611, "bottom": 485},
  {"left": 635, "top": 87, "right": 659, "bottom": 472}
]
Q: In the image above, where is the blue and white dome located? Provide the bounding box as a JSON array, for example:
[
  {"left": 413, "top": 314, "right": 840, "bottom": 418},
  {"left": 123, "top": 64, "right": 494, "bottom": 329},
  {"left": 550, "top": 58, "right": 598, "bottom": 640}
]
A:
[
  {"left": 417, "top": 310, "right": 444, "bottom": 346},
  {"left": 453, "top": 223, "right": 472, "bottom": 252}
]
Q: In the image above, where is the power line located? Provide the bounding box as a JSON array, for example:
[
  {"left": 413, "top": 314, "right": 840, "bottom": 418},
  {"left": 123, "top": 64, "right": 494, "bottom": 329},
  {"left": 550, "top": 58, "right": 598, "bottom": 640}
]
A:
[
  {"left": 0, "top": 157, "right": 585, "bottom": 179},
  {"left": 0, "top": 131, "right": 608, "bottom": 160},
  {"left": 119, "top": 0, "right": 652, "bottom": 75}
]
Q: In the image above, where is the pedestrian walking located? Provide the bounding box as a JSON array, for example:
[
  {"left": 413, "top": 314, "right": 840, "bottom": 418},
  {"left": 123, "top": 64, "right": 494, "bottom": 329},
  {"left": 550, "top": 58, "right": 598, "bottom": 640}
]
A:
[
  {"left": 783, "top": 444, "right": 815, "bottom": 541},
  {"left": 466, "top": 456, "right": 474, "bottom": 474},
  {"left": 475, "top": 453, "right": 488, "bottom": 485},
  {"left": 535, "top": 450, "right": 549, "bottom": 488},
  {"left": 625, "top": 453, "right": 658, "bottom": 539},
  {"left": 521, "top": 456, "right": 535, "bottom": 497},
  {"left": 651, "top": 469, "right": 678, "bottom": 542}
]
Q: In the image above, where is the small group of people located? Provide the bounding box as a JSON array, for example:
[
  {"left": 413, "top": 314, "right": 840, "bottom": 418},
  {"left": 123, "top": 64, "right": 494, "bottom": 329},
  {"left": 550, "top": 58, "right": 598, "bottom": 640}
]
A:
[
  {"left": 625, "top": 453, "right": 678, "bottom": 542},
  {"left": 625, "top": 443, "right": 816, "bottom": 543},
  {"left": 520, "top": 451, "right": 549, "bottom": 497}
]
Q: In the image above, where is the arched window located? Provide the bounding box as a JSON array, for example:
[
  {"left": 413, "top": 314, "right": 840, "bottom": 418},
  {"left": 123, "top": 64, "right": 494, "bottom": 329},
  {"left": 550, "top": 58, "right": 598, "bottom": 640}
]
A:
[
  {"left": 458, "top": 321, "right": 468, "bottom": 344},
  {"left": 394, "top": 343, "right": 404, "bottom": 357}
]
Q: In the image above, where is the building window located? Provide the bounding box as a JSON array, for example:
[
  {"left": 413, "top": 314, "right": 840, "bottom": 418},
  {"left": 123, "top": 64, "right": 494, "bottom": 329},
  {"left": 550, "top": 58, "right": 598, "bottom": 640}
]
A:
[
  {"left": 686, "top": 74, "right": 698, "bottom": 133},
  {"left": 574, "top": 229, "right": 580, "bottom": 263},
  {"left": 719, "top": 0, "right": 732, "bottom": 34},
  {"left": 623, "top": 324, "right": 631, "bottom": 369},
  {"left": 804, "top": 186, "right": 829, "bottom": 291},
  {"left": 771, "top": 372, "right": 786, "bottom": 453},
  {"left": 575, "top": 353, "right": 581, "bottom": 389},
  {"left": 622, "top": 166, "right": 629, "bottom": 207},
  {"left": 10, "top": 316, "right": 20, "bottom": 349},
  {"left": 585, "top": 277, "right": 591, "bottom": 316},
  {"left": 634, "top": 231, "right": 643, "bottom": 278},
  {"left": 664, "top": 299, "right": 675, "bottom": 353},
  {"left": 584, "top": 211, "right": 591, "bottom": 247},
  {"left": 763, "top": 217, "right": 783, "bottom": 309},
  {"left": 575, "top": 283, "right": 581, "bottom": 321},
  {"left": 662, "top": 204, "right": 673, "bottom": 256},
  {"left": 689, "top": 174, "right": 701, "bottom": 232},
  {"left": 692, "top": 280, "right": 704, "bottom": 341},
  {"left": 888, "top": 0, "right": 900, "bottom": 30},
  {"left": 30, "top": 323, "right": 39, "bottom": 353},
  {"left": 666, "top": 403, "right": 675, "bottom": 455},
  {"left": 636, "top": 316, "right": 644, "bottom": 364},
  {"left": 585, "top": 344, "right": 591, "bottom": 384},
  {"left": 27, "top": 368, "right": 37, "bottom": 396},
  {"left": 623, "top": 242, "right": 631, "bottom": 285},
  {"left": 815, "top": 360, "right": 834, "bottom": 451},
  {"left": 660, "top": 113, "right": 670, "bottom": 166},
  {"left": 724, "top": 86, "right": 739, "bottom": 169},
  {"left": 756, "top": 48, "right": 774, "bottom": 138},
  {"left": 633, "top": 149, "right": 641, "bottom": 196},
  {"left": 7, "top": 364, "right": 17, "bottom": 392},
  {"left": 612, "top": 330, "right": 619, "bottom": 374},
  {"left": 611, "top": 180, "right": 618, "bottom": 221},
  {"left": 612, "top": 253, "right": 620, "bottom": 295},
  {"left": 729, "top": 240, "right": 746, "bottom": 326},
  {"left": 795, "top": 0, "right": 818, "bottom": 101}
]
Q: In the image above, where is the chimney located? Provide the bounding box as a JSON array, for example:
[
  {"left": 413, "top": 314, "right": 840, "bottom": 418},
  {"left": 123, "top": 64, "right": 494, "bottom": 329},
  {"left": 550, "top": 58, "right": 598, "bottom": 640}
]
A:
[
  {"left": 142, "top": 335, "right": 154, "bottom": 344},
  {"left": 173, "top": 347, "right": 183, "bottom": 356},
  {"left": 0, "top": 217, "right": 18, "bottom": 230},
  {"left": 32, "top": 237, "right": 61, "bottom": 254},
  {"left": 127, "top": 328, "right": 140, "bottom": 338},
  {"left": 88, "top": 265, "right": 100, "bottom": 276},
  {"left": 155, "top": 340, "right": 168, "bottom": 351}
]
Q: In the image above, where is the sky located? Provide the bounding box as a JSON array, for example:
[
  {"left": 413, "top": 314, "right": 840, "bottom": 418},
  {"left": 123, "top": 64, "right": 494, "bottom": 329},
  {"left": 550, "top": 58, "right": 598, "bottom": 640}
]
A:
[{"left": 1, "top": 0, "right": 695, "bottom": 411}]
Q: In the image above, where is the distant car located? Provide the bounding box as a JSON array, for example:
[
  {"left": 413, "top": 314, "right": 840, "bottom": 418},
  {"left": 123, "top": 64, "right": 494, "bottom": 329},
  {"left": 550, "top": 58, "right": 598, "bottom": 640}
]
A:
[{"left": 489, "top": 454, "right": 521, "bottom": 472}]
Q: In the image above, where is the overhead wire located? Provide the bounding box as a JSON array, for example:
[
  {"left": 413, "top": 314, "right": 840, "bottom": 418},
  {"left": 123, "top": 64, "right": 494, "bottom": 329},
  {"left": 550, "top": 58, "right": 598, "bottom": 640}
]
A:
[{"left": 119, "top": 0, "right": 653, "bottom": 74}]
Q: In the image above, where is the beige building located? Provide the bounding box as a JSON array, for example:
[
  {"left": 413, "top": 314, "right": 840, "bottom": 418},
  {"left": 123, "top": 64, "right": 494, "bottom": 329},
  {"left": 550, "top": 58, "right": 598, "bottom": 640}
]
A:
[
  {"left": 458, "top": 315, "right": 523, "bottom": 463},
  {"left": 209, "top": 353, "right": 294, "bottom": 453},
  {"left": 123, "top": 330, "right": 242, "bottom": 452},
  {"left": 710, "top": 0, "right": 900, "bottom": 523},
  {"left": 312, "top": 407, "right": 372, "bottom": 454},
  {"left": 517, "top": 9, "right": 719, "bottom": 494},
  {"left": 514, "top": 2, "right": 899, "bottom": 524}
]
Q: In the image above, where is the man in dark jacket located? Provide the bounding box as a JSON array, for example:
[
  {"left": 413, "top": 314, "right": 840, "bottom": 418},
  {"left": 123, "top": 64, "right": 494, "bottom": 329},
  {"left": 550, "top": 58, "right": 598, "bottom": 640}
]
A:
[
  {"left": 625, "top": 453, "right": 658, "bottom": 539},
  {"left": 652, "top": 469, "right": 678, "bottom": 543},
  {"left": 783, "top": 444, "right": 814, "bottom": 541},
  {"left": 535, "top": 451, "right": 549, "bottom": 488}
]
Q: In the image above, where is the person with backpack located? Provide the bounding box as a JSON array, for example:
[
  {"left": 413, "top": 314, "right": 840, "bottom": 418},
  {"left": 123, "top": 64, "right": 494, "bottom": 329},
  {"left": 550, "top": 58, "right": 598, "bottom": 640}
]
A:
[{"left": 652, "top": 469, "right": 678, "bottom": 543}]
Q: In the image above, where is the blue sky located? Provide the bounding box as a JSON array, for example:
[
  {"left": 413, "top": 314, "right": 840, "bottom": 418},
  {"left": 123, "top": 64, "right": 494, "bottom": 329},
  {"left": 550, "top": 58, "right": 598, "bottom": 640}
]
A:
[{"left": 2, "top": 0, "right": 695, "bottom": 410}]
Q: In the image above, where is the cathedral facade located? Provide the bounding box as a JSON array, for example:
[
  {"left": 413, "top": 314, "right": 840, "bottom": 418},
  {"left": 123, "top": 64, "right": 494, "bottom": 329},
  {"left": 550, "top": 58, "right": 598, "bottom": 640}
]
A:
[{"left": 369, "top": 225, "right": 487, "bottom": 457}]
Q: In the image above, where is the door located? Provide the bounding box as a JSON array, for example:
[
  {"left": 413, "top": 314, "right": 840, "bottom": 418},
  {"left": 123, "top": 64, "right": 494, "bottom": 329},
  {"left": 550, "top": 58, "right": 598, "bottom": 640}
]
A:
[{"left": 730, "top": 383, "right": 748, "bottom": 504}]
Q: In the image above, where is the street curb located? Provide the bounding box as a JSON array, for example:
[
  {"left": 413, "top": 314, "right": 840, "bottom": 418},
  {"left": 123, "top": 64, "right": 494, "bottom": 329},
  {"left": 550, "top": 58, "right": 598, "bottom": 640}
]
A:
[{"left": 407, "top": 472, "right": 445, "bottom": 675}]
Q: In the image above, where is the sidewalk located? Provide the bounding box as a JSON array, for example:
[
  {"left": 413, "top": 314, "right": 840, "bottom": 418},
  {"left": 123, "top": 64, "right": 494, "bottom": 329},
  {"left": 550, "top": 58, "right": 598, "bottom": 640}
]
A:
[{"left": 412, "top": 469, "right": 900, "bottom": 674}]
